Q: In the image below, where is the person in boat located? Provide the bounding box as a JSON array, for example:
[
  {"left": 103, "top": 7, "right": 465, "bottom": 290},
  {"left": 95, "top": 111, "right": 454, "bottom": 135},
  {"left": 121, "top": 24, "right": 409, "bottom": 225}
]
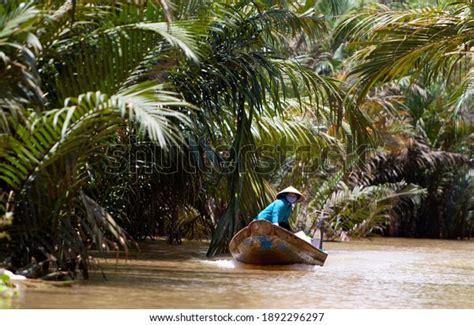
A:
[{"left": 254, "top": 186, "right": 304, "bottom": 232}]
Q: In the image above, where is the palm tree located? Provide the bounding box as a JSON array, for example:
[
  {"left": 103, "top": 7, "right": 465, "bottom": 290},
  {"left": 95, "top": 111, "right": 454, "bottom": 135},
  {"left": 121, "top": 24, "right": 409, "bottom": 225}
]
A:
[
  {"left": 0, "top": 0, "right": 201, "bottom": 276},
  {"left": 169, "top": 0, "right": 357, "bottom": 255},
  {"left": 324, "top": 0, "right": 474, "bottom": 239}
]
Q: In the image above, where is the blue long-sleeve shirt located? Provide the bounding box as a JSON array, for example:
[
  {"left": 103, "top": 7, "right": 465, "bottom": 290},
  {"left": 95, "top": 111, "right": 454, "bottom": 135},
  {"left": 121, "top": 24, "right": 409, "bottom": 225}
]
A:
[{"left": 255, "top": 197, "right": 293, "bottom": 224}]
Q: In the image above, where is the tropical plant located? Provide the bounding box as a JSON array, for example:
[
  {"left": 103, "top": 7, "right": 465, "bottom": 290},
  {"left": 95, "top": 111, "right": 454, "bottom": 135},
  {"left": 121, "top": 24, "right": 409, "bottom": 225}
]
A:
[
  {"left": 0, "top": 0, "right": 200, "bottom": 277},
  {"left": 336, "top": 0, "right": 474, "bottom": 106},
  {"left": 347, "top": 137, "right": 471, "bottom": 238},
  {"left": 310, "top": 0, "right": 472, "bottom": 239},
  {"left": 0, "top": 1, "right": 43, "bottom": 130},
  {"left": 308, "top": 181, "right": 426, "bottom": 239}
]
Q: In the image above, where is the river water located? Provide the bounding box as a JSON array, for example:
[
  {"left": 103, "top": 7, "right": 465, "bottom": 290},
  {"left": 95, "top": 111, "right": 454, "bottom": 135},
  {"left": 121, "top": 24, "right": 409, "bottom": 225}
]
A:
[{"left": 7, "top": 238, "right": 474, "bottom": 308}]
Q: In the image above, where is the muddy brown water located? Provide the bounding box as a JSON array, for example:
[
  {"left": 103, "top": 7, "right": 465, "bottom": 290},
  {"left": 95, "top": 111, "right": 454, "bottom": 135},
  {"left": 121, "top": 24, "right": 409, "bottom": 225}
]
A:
[{"left": 6, "top": 238, "right": 474, "bottom": 308}]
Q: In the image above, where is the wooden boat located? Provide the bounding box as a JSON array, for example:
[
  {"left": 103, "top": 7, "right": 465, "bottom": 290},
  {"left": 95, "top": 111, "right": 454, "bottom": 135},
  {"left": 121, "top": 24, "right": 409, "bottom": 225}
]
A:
[{"left": 229, "top": 220, "right": 328, "bottom": 266}]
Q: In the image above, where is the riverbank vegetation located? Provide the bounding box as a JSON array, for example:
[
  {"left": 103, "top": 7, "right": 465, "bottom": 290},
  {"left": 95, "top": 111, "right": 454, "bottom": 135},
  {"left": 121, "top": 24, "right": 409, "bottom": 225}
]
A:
[{"left": 0, "top": 0, "right": 472, "bottom": 279}]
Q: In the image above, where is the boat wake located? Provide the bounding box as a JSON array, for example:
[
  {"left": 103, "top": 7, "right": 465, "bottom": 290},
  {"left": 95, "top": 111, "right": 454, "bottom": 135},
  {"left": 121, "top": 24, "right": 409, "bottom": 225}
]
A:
[
  {"left": 200, "top": 259, "right": 236, "bottom": 269},
  {"left": 200, "top": 259, "right": 320, "bottom": 271}
]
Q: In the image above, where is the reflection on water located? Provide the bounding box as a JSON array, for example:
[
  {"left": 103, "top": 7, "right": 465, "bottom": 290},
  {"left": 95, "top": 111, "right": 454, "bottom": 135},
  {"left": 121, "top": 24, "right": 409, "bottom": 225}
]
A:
[{"left": 8, "top": 238, "right": 474, "bottom": 308}]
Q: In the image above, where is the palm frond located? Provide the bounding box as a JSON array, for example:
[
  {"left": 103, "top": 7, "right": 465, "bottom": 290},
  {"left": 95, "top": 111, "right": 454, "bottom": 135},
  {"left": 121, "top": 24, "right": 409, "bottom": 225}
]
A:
[
  {"left": 336, "top": 2, "right": 473, "bottom": 102},
  {"left": 307, "top": 181, "right": 427, "bottom": 239},
  {"left": 80, "top": 192, "right": 130, "bottom": 253},
  {"left": 44, "top": 20, "right": 202, "bottom": 104},
  {"left": 1, "top": 83, "right": 192, "bottom": 193},
  {"left": 0, "top": 1, "right": 43, "bottom": 117}
]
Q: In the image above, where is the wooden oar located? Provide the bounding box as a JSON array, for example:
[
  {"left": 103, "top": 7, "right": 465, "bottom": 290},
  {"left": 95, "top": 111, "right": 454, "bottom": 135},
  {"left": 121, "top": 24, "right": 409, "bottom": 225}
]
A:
[{"left": 311, "top": 210, "right": 328, "bottom": 250}]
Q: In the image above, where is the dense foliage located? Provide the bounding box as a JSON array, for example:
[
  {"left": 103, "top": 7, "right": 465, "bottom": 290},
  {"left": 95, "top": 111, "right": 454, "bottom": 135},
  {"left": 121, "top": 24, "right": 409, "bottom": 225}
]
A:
[{"left": 0, "top": 0, "right": 472, "bottom": 279}]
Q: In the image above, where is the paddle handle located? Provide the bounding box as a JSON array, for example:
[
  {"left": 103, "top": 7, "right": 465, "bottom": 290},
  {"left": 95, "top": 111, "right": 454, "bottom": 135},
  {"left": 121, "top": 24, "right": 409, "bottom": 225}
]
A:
[{"left": 312, "top": 216, "right": 325, "bottom": 250}]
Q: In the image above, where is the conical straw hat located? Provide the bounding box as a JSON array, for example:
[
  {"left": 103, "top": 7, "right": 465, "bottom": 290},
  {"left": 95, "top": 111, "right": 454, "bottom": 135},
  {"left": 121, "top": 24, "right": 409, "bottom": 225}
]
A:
[{"left": 276, "top": 186, "right": 304, "bottom": 202}]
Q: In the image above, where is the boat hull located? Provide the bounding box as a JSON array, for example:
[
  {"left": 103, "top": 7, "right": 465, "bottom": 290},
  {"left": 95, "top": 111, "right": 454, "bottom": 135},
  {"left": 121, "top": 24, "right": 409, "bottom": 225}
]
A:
[{"left": 229, "top": 220, "right": 328, "bottom": 266}]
